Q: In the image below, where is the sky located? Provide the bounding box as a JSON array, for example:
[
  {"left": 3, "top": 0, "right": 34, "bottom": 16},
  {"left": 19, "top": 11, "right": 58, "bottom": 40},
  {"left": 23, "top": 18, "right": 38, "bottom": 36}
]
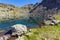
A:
[{"left": 0, "top": 0, "right": 42, "bottom": 7}]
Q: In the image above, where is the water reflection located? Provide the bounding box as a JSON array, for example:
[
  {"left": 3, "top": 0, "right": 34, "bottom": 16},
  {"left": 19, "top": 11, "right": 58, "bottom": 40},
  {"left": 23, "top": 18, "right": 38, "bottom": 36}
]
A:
[{"left": 0, "top": 20, "right": 38, "bottom": 31}]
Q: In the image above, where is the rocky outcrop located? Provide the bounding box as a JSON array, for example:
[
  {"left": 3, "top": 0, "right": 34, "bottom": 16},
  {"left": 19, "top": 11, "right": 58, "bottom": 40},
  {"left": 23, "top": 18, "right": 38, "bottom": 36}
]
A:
[
  {"left": 27, "top": 0, "right": 60, "bottom": 26},
  {"left": 0, "top": 24, "right": 28, "bottom": 40},
  {"left": 42, "top": 0, "right": 60, "bottom": 9},
  {"left": 11, "top": 24, "right": 27, "bottom": 35},
  {"left": 41, "top": 0, "right": 60, "bottom": 14}
]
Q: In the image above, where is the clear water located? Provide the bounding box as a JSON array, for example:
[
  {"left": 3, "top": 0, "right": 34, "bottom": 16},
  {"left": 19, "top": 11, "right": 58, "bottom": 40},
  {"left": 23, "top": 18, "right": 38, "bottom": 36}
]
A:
[{"left": 0, "top": 20, "right": 38, "bottom": 31}]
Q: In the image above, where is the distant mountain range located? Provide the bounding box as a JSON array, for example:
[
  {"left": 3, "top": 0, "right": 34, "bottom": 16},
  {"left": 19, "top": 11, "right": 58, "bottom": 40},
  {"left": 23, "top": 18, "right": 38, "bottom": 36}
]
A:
[
  {"left": 0, "top": 3, "right": 29, "bottom": 23},
  {"left": 24, "top": 0, "right": 60, "bottom": 25},
  {"left": 0, "top": 0, "right": 60, "bottom": 23}
]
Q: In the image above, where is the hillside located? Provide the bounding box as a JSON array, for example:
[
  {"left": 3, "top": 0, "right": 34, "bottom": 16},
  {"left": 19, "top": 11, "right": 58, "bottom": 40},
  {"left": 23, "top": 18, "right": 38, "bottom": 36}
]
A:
[
  {"left": 23, "top": 0, "right": 60, "bottom": 40},
  {"left": 0, "top": 3, "right": 29, "bottom": 23},
  {"left": 24, "top": 24, "right": 60, "bottom": 40},
  {"left": 24, "top": 15, "right": 60, "bottom": 40},
  {"left": 0, "top": 0, "right": 60, "bottom": 40}
]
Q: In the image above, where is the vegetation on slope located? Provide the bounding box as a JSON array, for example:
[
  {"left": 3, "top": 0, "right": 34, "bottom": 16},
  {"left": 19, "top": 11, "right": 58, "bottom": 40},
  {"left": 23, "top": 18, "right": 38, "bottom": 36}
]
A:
[
  {"left": 0, "top": 3, "right": 30, "bottom": 23},
  {"left": 54, "top": 15, "right": 60, "bottom": 20},
  {"left": 24, "top": 24, "right": 60, "bottom": 40},
  {"left": 24, "top": 15, "right": 60, "bottom": 40}
]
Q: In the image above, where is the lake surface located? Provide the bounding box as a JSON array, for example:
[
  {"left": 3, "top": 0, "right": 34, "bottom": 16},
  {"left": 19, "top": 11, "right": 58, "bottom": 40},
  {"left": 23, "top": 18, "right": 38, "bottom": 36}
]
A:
[{"left": 0, "top": 20, "right": 38, "bottom": 31}]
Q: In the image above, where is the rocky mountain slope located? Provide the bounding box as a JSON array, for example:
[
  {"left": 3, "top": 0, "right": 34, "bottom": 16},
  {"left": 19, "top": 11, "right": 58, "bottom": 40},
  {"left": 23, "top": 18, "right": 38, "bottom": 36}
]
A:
[
  {"left": 0, "top": 0, "right": 60, "bottom": 24},
  {"left": 26, "top": 0, "right": 60, "bottom": 26},
  {"left": 30, "top": 0, "right": 60, "bottom": 15},
  {"left": 0, "top": 3, "right": 29, "bottom": 23},
  {"left": 42, "top": 0, "right": 60, "bottom": 9},
  {"left": 41, "top": 0, "right": 60, "bottom": 14}
]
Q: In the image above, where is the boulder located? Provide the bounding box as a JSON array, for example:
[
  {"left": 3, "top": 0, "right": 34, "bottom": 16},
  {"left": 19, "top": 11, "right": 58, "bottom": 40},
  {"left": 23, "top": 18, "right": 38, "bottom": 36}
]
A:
[
  {"left": 51, "top": 20, "right": 60, "bottom": 24},
  {"left": 56, "top": 20, "right": 60, "bottom": 23},
  {"left": 0, "top": 35, "right": 10, "bottom": 40},
  {"left": 44, "top": 20, "right": 55, "bottom": 25},
  {"left": 11, "top": 24, "right": 27, "bottom": 36}
]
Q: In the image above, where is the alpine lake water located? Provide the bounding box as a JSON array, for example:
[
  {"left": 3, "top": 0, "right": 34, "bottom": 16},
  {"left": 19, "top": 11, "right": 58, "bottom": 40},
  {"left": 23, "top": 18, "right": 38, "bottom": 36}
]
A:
[{"left": 0, "top": 20, "right": 38, "bottom": 31}]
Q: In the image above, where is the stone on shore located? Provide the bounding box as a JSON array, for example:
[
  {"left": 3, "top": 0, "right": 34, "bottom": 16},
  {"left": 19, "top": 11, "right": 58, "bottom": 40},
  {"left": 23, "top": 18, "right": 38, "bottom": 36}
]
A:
[{"left": 11, "top": 24, "right": 27, "bottom": 36}]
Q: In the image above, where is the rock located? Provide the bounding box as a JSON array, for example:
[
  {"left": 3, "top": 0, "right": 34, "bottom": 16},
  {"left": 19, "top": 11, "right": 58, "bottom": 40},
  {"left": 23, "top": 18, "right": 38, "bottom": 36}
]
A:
[
  {"left": 29, "top": 0, "right": 60, "bottom": 26},
  {"left": 0, "top": 35, "right": 10, "bottom": 40},
  {"left": 42, "top": 0, "right": 60, "bottom": 9},
  {"left": 0, "top": 37, "right": 4, "bottom": 40},
  {"left": 11, "top": 24, "right": 27, "bottom": 36},
  {"left": 44, "top": 20, "right": 54, "bottom": 25},
  {"left": 56, "top": 20, "right": 60, "bottom": 23},
  {"left": 3, "top": 24, "right": 28, "bottom": 40},
  {"left": 51, "top": 20, "right": 60, "bottom": 24},
  {"left": 15, "top": 36, "right": 24, "bottom": 40}
]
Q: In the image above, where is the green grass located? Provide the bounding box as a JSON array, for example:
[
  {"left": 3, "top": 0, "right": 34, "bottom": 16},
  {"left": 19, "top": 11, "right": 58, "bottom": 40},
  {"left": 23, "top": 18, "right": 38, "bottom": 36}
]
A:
[
  {"left": 24, "top": 15, "right": 60, "bottom": 40},
  {"left": 54, "top": 15, "right": 60, "bottom": 20},
  {"left": 24, "top": 24, "right": 60, "bottom": 40}
]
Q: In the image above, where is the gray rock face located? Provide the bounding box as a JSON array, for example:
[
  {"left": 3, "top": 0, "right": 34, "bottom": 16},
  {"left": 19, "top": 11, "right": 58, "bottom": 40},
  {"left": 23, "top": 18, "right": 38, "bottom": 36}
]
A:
[
  {"left": 11, "top": 24, "right": 27, "bottom": 35},
  {"left": 42, "top": 0, "right": 60, "bottom": 8},
  {"left": 41, "top": 0, "right": 60, "bottom": 14},
  {"left": 28, "top": 0, "right": 60, "bottom": 26}
]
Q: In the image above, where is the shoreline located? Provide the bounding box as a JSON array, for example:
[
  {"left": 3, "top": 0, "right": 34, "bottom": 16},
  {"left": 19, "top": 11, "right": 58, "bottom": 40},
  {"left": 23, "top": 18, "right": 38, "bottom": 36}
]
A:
[{"left": 0, "top": 30, "right": 6, "bottom": 35}]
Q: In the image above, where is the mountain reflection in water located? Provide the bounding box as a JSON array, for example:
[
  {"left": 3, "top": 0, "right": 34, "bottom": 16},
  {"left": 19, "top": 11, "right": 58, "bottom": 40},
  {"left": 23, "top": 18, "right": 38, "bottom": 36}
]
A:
[{"left": 0, "top": 20, "right": 38, "bottom": 31}]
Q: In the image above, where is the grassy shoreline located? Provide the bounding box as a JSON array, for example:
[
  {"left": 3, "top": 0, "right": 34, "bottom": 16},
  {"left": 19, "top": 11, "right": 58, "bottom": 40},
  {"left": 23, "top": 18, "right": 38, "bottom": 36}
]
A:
[{"left": 24, "top": 15, "right": 60, "bottom": 40}]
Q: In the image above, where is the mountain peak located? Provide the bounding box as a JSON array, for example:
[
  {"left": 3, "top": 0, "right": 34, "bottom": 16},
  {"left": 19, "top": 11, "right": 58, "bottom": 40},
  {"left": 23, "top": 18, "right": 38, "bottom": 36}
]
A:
[{"left": 42, "top": 0, "right": 60, "bottom": 9}]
